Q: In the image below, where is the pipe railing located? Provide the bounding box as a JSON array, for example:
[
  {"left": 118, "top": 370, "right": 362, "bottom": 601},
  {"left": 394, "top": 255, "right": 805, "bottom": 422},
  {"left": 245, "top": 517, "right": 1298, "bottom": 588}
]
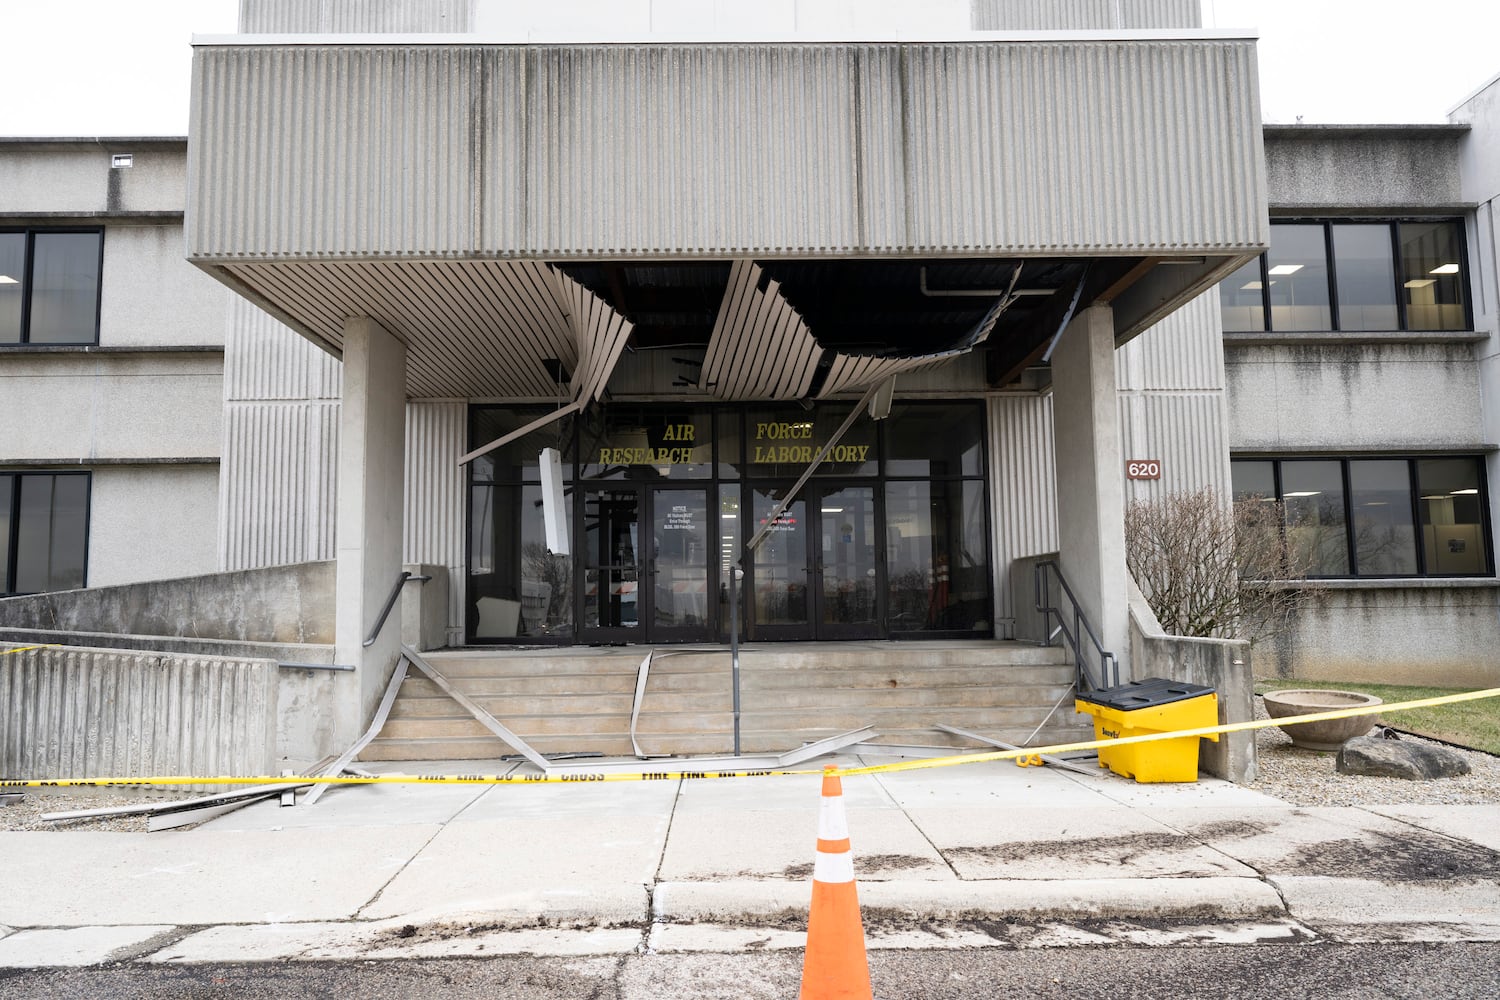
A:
[
  {"left": 363, "top": 572, "right": 432, "bottom": 648},
  {"left": 1033, "top": 560, "right": 1119, "bottom": 692}
]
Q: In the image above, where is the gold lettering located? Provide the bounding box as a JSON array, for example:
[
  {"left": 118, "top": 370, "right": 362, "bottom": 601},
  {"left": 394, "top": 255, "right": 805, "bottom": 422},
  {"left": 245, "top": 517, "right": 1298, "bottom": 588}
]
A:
[
  {"left": 662, "top": 425, "right": 677, "bottom": 441},
  {"left": 682, "top": 424, "right": 696, "bottom": 442}
]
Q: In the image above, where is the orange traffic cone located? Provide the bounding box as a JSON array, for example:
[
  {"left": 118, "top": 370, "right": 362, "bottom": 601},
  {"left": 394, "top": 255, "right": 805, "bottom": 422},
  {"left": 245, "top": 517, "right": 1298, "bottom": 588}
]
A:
[{"left": 799, "top": 765, "right": 872, "bottom": 1000}]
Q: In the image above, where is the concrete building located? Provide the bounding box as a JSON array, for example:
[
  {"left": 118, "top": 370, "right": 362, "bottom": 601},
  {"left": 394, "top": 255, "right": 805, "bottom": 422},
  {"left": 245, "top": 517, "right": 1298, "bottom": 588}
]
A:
[{"left": 2, "top": 0, "right": 1497, "bottom": 780}]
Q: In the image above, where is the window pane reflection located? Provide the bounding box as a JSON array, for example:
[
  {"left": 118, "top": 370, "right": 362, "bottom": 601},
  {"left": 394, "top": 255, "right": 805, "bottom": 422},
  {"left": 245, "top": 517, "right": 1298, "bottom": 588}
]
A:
[
  {"left": 1417, "top": 458, "right": 1487, "bottom": 574},
  {"left": 27, "top": 233, "right": 101, "bottom": 344},
  {"left": 1268, "top": 225, "right": 1331, "bottom": 331},
  {"left": 1332, "top": 225, "right": 1398, "bottom": 331},
  {"left": 13, "top": 474, "right": 89, "bottom": 594},
  {"left": 885, "top": 481, "right": 989, "bottom": 632},
  {"left": 1401, "top": 222, "right": 1467, "bottom": 331},
  {"left": 1218, "top": 257, "right": 1266, "bottom": 332},
  {"left": 752, "top": 488, "right": 808, "bottom": 625},
  {"left": 1349, "top": 460, "right": 1416, "bottom": 575},
  {"left": 1281, "top": 461, "right": 1348, "bottom": 575},
  {"left": 885, "top": 404, "right": 982, "bottom": 476},
  {"left": 0, "top": 234, "right": 24, "bottom": 343}
]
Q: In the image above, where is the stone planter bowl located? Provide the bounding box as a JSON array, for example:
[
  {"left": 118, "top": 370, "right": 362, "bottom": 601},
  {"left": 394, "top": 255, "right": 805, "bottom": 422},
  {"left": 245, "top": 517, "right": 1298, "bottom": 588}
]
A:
[{"left": 1262, "top": 689, "right": 1383, "bottom": 751}]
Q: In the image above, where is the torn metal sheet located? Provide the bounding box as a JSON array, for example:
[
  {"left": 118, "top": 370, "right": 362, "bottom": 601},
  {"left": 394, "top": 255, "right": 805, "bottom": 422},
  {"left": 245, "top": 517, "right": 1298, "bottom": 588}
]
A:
[
  {"left": 304, "top": 657, "right": 410, "bottom": 806},
  {"left": 935, "top": 723, "right": 1103, "bottom": 777},
  {"left": 776, "top": 726, "right": 878, "bottom": 767},
  {"left": 403, "top": 645, "right": 552, "bottom": 773}
]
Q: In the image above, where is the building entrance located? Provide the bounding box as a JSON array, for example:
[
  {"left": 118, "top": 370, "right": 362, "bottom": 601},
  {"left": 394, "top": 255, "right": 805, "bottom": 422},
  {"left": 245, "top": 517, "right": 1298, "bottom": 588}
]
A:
[
  {"left": 466, "top": 401, "right": 993, "bottom": 644},
  {"left": 748, "top": 483, "right": 881, "bottom": 640},
  {"left": 579, "top": 485, "right": 713, "bottom": 644}
]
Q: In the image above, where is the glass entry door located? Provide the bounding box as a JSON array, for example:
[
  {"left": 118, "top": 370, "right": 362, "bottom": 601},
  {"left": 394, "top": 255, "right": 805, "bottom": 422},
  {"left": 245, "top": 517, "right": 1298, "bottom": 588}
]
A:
[
  {"left": 580, "top": 486, "right": 716, "bottom": 643},
  {"left": 580, "top": 488, "right": 642, "bottom": 641},
  {"left": 648, "top": 488, "right": 713, "bottom": 641},
  {"left": 747, "top": 483, "right": 881, "bottom": 639},
  {"left": 814, "top": 485, "right": 881, "bottom": 638}
]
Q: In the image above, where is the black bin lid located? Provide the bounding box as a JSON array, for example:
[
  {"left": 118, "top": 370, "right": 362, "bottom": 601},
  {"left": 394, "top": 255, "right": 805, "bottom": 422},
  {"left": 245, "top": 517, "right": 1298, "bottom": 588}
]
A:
[{"left": 1076, "top": 677, "right": 1215, "bottom": 711}]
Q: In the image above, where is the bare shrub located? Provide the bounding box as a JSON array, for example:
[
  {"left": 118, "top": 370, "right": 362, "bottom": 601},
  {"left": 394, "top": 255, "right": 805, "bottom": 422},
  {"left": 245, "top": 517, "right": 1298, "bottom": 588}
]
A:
[{"left": 1124, "top": 488, "right": 1321, "bottom": 642}]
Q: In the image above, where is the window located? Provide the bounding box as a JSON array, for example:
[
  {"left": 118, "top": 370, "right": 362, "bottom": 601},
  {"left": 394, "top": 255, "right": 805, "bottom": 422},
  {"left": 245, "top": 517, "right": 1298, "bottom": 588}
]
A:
[
  {"left": 1218, "top": 220, "right": 1469, "bottom": 333},
  {"left": 2, "top": 472, "right": 90, "bottom": 596},
  {"left": 0, "top": 229, "right": 104, "bottom": 345},
  {"left": 1230, "top": 457, "right": 1491, "bottom": 578}
]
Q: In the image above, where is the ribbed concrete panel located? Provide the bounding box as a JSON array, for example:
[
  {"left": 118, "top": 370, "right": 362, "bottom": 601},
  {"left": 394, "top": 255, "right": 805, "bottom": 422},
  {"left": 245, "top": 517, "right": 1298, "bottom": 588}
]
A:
[
  {"left": 523, "top": 45, "right": 860, "bottom": 256},
  {"left": 225, "top": 297, "right": 342, "bottom": 402},
  {"left": 896, "top": 41, "right": 1263, "bottom": 253},
  {"left": 191, "top": 45, "right": 483, "bottom": 257},
  {"left": 0, "top": 646, "right": 276, "bottom": 780},
  {"left": 988, "top": 395, "right": 1059, "bottom": 633},
  {"left": 1115, "top": 289, "right": 1223, "bottom": 392},
  {"left": 190, "top": 39, "right": 1264, "bottom": 259},
  {"left": 219, "top": 401, "right": 340, "bottom": 571},
  {"left": 404, "top": 401, "right": 467, "bottom": 642},
  {"left": 240, "top": 0, "right": 473, "bottom": 33},
  {"left": 971, "top": 0, "right": 1200, "bottom": 29},
  {"left": 701, "top": 260, "right": 824, "bottom": 399},
  {"left": 1118, "top": 392, "right": 1232, "bottom": 503}
]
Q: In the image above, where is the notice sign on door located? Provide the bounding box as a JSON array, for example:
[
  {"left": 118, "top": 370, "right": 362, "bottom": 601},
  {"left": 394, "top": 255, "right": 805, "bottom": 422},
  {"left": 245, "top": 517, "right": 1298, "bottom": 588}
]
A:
[
  {"left": 664, "top": 504, "right": 697, "bottom": 531},
  {"left": 1126, "top": 459, "right": 1162, "bottom": 480}
]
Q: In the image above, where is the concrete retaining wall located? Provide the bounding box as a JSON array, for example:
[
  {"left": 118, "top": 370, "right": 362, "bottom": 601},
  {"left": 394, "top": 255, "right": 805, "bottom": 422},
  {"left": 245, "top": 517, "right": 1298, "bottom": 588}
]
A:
[
  {"left": 1128, "top": 586, "right": 1256, "bottom": 784},
  {"left": 1256, "top": 581, "right": 1500, "bottom": 689},
  {"left": 0, "top": 562, "right": 336, "bottom": 645},
  {"left": 1, "top": 644, "right": 277, "bottom": 779}
]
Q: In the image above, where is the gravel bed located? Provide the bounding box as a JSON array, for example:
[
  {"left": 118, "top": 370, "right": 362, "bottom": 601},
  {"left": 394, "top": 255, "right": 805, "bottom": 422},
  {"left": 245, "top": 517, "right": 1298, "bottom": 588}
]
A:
[
  {"left": 0, "top": 788, "right": 218, "bottom": 833},
  {"left": 1246, "top": 696, "right": 1500, "bottom": 806}
]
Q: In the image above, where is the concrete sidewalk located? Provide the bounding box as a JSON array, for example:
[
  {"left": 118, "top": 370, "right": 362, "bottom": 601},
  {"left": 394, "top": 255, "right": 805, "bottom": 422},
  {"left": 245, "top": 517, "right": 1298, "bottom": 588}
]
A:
[{"left": 2, "top": 754, "right": 1498, "bottom": 966}]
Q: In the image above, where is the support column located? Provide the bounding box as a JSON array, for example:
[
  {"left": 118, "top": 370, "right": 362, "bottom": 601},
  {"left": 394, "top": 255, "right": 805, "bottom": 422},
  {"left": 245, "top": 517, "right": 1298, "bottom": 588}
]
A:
[
  {"left": 1051, "top": 304, "right": 1131, "bottom": 679},
  {"left": 334, "top": 317, "right": 407, "bottom": 745}
]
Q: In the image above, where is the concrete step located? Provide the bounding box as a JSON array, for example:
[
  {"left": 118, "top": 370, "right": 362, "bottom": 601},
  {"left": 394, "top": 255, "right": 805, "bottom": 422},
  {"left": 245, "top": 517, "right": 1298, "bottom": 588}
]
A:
[
  {"left": 374, "top": 703, "right": 1090, "bottom": 741},
  {"left": 417, "top": 643, "right": 1070, "bottom": 678},
  {"left": 386, "top": 681, "right": 1077, "bottom": 720},
  {"left": 396, "top": 664, "right": 1076, "bottom": 699},
  {"left": 358, "top": 720, "right": 1094, "bottom": 762}
]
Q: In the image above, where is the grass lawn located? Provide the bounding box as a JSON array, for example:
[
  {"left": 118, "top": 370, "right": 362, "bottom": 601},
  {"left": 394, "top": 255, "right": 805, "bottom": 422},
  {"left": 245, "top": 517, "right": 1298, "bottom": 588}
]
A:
[{"left": 1255, "top": 679, "right": 1500, "bottom": 756}]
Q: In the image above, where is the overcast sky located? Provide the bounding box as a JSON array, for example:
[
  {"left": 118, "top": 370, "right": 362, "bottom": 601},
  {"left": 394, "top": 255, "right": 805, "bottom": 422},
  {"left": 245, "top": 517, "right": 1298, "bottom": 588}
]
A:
[{"left": 0, "top": 1, "right": 1496, "bottom": 136}]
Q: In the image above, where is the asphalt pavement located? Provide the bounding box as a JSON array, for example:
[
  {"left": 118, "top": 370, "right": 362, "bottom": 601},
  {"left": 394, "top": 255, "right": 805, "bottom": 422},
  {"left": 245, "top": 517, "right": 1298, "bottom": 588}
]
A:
[{"left": 1, "top": 752, "right": 1497, "bottom": 968}]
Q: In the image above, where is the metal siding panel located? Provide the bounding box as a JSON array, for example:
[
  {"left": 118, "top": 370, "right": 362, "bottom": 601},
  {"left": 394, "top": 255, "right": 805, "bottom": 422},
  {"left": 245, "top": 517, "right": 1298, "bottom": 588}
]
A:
[
  {"left": 191, "top": 45, "right": 482, "bottom": 258},
  {"left": 524, "top": 44, "right": 860, "bottom": 256},
  {"left": 191, "top": 40, "right": 1264, "bottom": 258},
  {"left": 404, "top": 400, "right": 468, "bottom": 638},
  {"left": 971, "top": 0, "right": 1200, "bottom": 30},
  {"left": 1118, "top": 391, "right": 1232, "bottom": 503},
  {"left": 226, "top": 296, "right": 343, "bottom": 401},
  {"left": 240, "top": 0, "right": 474, "bottom": 34},
  {"left": 218, "top": 401, "right": 340, "bottom": 570},
  {"left": 987, "top": 395, "right": 1059, "bottom": 633},
  {"left": 1115, "top": 289, "right": 1223, "bottom": 392}
]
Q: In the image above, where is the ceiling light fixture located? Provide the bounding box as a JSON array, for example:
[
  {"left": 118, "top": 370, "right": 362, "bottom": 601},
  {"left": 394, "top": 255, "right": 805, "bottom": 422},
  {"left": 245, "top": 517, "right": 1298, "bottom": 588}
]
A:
[
  {"left": 1282, "top": 491, "right": 1321, "bottom": 497},
  {"left": 1429, "top": 263, "right": 1460, "bottom": 275},
  {"left": 1404, "top": 279, "right": 1436, "bottom": 289},
  {"left": 0, "top": 274, "right": 17, "bottom": 284},
  {"left": 1451, "top": 488, "right": 1479, "bottom": 495},
  {"left": 1267, "top": 264, "right": 1304, "bottom": 276}
]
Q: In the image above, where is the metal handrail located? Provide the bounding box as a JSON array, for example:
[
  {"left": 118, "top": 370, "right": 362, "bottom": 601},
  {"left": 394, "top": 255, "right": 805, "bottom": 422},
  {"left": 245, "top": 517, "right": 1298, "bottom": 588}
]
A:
[
  {"left": 363, "top": 572, "right": 432, "bottom": 648},
  {"left": 1033, "top": 560, "right": 1119, "bottom": 692}
]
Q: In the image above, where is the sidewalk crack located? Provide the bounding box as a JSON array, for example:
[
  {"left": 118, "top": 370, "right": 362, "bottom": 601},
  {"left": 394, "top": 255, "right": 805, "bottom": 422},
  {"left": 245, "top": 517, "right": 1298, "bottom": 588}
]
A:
[{"left": 354, "top": 785, "right": 490, "bottom": 920}]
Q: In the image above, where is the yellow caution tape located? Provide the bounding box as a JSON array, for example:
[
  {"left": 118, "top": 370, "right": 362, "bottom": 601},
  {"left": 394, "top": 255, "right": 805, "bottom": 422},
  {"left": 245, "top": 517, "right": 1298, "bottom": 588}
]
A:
[
  {"left": 3, "top": 686, "right": 1498, "bottom": 789},
  {"left": 1, "top": 644, "right": 61, "bottom": 657}
]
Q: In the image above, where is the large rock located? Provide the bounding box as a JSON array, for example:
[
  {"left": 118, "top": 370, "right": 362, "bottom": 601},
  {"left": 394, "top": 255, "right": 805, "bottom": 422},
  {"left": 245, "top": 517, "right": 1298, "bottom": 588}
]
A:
[{"left": 1336, "top": 737, "right": 1472, "bottom": 780}]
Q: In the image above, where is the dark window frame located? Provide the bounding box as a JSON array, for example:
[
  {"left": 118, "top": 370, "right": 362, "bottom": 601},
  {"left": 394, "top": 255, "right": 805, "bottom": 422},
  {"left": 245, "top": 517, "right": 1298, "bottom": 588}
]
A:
[
  {"left": 1231, "top": 456, "right": 1493, "bottom": 579},
  {"left": 1, "top": 470, "right": 92, "bottom": 596},
  {"left": 0, "top": 227, "right": 106, "bottom": 346},
  {"left": 1225, "top": 218, "right": 1473, "bottom": 334},
  {"left": 464, "top": 400, "right": 993, "bottom": 644}
]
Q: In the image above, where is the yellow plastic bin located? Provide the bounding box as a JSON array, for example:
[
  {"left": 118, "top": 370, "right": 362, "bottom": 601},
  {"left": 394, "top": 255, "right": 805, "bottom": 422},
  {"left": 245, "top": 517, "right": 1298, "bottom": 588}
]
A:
[{"left": 1074, "top": 679, "right": 1218, "bottom": 783}]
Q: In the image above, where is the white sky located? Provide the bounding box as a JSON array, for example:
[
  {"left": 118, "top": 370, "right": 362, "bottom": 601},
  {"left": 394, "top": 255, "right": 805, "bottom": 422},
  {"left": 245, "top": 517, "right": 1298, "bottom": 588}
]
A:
[{"left": 0, "top": 1, "right": 1496, "bottom": 136}]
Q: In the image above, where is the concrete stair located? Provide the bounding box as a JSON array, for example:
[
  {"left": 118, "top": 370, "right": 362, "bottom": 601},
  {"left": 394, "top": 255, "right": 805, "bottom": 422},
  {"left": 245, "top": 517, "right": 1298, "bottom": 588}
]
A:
[{"left": 359, "top": 641, "right": 1092, "bottom": 762}]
